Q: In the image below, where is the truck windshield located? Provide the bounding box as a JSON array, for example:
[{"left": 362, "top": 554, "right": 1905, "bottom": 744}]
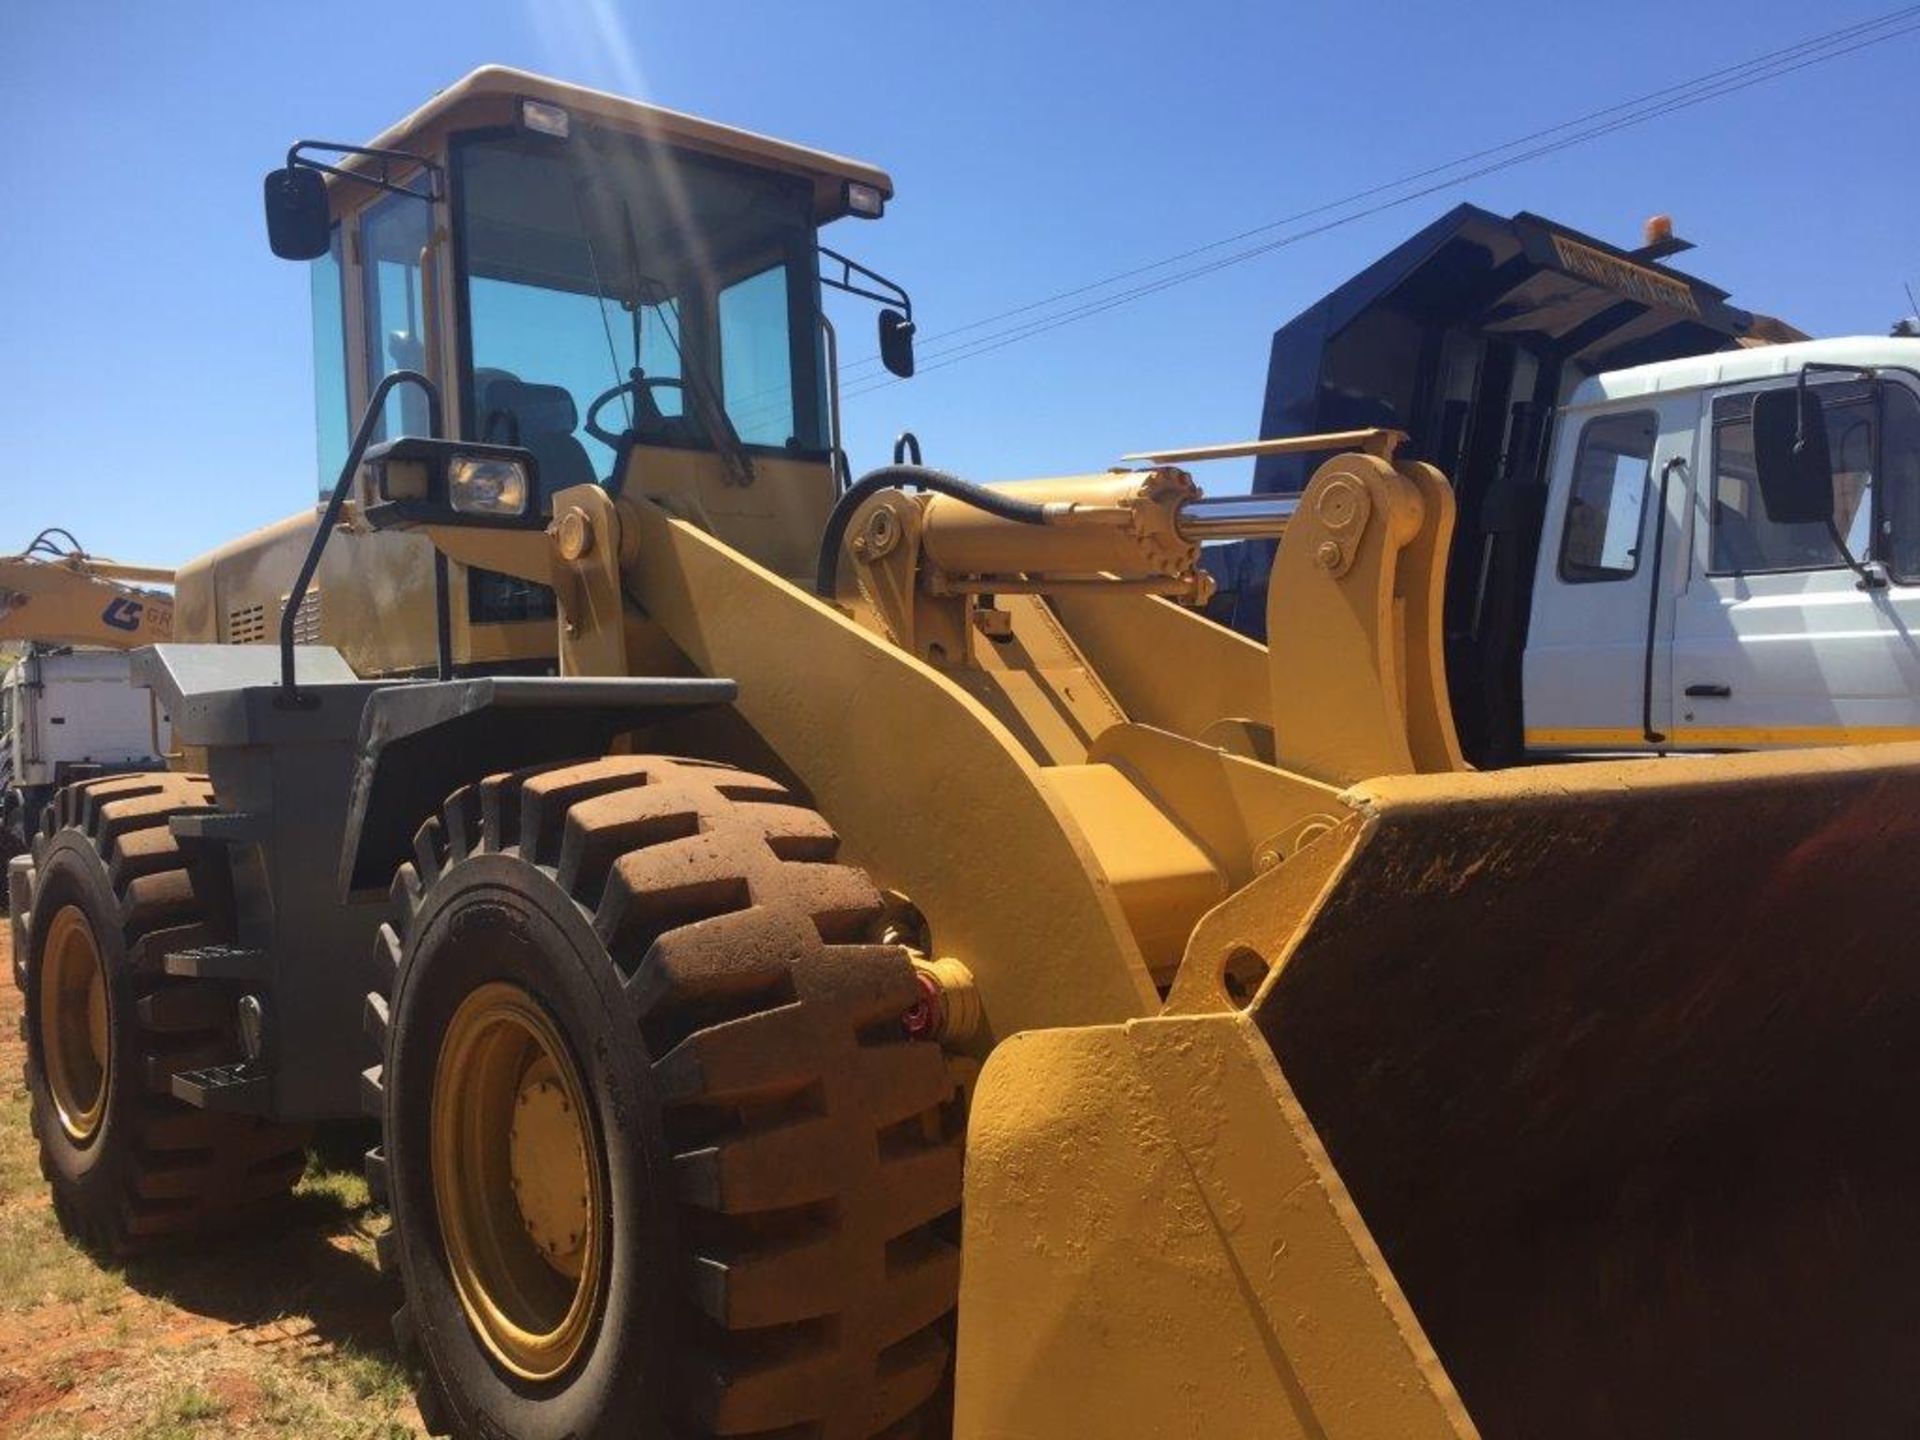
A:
[{"left": 452, "top": 128, "right": 829, "bottom": 494}]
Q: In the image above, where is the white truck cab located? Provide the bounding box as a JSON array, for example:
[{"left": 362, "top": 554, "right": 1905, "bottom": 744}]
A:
[
  {"left": 0, "top": 648, "right": 170, "bottom": 867},
  {"left": 1524, "top": 337, "right": 1920, "bottom": 752},
  {"left": 1236, "top": 205, "right": 1920, "bottom": 766}
]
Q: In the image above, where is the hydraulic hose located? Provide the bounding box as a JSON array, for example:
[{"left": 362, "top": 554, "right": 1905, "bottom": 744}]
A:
[{"left": 814, "top": 464, "right": 1050, "bottom": 598}]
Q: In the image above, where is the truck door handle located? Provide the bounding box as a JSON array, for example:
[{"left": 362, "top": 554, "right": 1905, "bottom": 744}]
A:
[{"left": 1684, "top": 683, "right": 1732, "bottom": 698}]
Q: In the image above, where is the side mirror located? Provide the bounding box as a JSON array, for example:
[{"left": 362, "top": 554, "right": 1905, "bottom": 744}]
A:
[
  {"left": 263, "top": 166, "right": 332, "bottom": 261},
  {"left": 1751, "top": 385, "right": 1835, "bottom": 526},
  {"left": 879, "top": 309, "right": 916, "bottom": 379}
]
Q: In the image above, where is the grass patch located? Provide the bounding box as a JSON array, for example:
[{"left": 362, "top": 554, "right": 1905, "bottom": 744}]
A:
[
  {"left": 0, "top": 1067, "right": 42, "bottom": 1196},
  {"left": 295, "top": 1159, "right": 371, "bottom": 1214},
  {"left": 318, "top": 1340, "right": 412, "bottom": 1407},
  {"left": 0, "top": 952, "right": 421, "bottom": 1438},
  {"left": 130, "top": 1385, "right": 226, "bottom": 1440},
  {"left": 0, "top": 1059, "right": 123, "bottom": 1314},
  {"left": 0, "top": 1208, "right": 125, "bottom": 1312}
]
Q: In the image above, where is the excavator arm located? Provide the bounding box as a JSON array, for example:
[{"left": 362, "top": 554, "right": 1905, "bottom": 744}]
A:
[{"left": 0, "top": 531, "right": 174, "bottom": 649}]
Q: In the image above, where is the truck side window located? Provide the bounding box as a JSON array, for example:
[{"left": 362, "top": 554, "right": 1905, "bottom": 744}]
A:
[
  {"left": 1884, "top": 384, "right": 1920, "bottom": 583},
  {"left": 1558, "top": 410, "right": 1656, "bottom": 582},
  {"left": 1710, "top": 382, "right": 1875, "bottom": 574}
]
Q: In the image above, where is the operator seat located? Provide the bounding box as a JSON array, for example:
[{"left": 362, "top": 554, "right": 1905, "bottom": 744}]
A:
[{"left": 477, "top": 375, "right": 599, "bottom": 508}]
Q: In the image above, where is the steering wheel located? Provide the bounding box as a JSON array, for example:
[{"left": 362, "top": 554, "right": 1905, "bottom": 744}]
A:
[{"left": 585, "top": 371, "right": 686, "bottom": 447}]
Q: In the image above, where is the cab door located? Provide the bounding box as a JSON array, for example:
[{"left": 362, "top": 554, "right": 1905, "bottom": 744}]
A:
[
  {"left": 1667, "top": 378, "right": 1920, "bottom": 747},
  {"left": 1522, "top": 398, "right": 1696, "bottom": 751}
]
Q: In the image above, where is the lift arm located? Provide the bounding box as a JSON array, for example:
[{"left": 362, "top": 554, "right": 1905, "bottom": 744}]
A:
[{"left": 0, "top": 534, "right": 174, "bottom": 649}]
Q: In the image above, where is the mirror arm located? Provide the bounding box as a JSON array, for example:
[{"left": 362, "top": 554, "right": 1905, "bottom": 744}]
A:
[
  {"left": 286, "top": 139, "right": 445, "bottom": 205},
  {"left": 818, "top": 246, "right": 913, "bottom": 320}
]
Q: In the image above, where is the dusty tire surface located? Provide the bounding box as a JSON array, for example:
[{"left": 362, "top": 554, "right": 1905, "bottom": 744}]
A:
[
  {"left": 366, "top": 755, "right": 963, "bottom": 1440},
  {"left": 20, "top": 772, "right": 309, "bottom": 1255}
]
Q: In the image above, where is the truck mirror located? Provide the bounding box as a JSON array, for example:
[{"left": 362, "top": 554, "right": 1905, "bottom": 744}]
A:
[
  {"left": 1751, "top": 384, "right": 1835, "bottom": 527},
  {"left": 263, "top": 166, "right": 331, "bottom": 261},
  {"left": 879, "top": 309, "right": 916, "bottom": 379}
]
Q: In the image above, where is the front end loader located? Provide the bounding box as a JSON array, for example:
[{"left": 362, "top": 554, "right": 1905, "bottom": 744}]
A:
[{"left": 12, "top": 68, "right": 1920, "bottom": 1439}]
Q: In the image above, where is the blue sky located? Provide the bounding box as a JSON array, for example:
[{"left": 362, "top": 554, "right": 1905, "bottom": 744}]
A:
[{"left": 3, "top": 0, "right": 1916, "bottom": 565}]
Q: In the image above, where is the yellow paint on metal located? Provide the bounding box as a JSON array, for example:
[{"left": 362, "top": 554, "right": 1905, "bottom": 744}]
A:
[
  {"left": 953, "top": 594, "right": 1128, "bottom": 764},
  {"left": 623, "top": 497, "right": 1163, "bottom": 1044},
  {"left": 622, "top": 446, "right": 840, "bottom": 586},
  {"left": 39, "top": 904, "right": 110, "bottom": 1144},
  {"left": 955, "top": 1014, "right": 1475, "bottom": 1440},
  {"left": 431, "top": 982, "right": 603, "bottom": 1382},
  {"left": 1164, "top": 813, "right": 1359, "bottom": 1016},
  {"left": 1388, "top": 460, "right": 1467, "bottom": 774},
  {"left": 1048, "top": 589, "right": 1273, "bottom": 745},
  {"left": 172, "top": 511, "right": 556, "bottom": 673},
  {"left": 1267, "top": 452, "right": 1464, "bottom": 785},
  {"left": 507, "top": 1067, "right": 592, "bottom": 1276},
  {"left": 0, "top": 552, "right": 173, "bottom": 649},
  {"left": 1038, "top": 764, "right": 1226, "bottom": 981},
  {"left": 913, "top": 470, "right": 1201, "bottom": 586},
  {"left": 1088, "top": 722, "right": 1343, "bottom": 891}
]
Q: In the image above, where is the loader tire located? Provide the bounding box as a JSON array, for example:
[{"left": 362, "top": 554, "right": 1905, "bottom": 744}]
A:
[
  {"left": 365, "top": 756, "right": 962, "bottom": 1440},
  {"left": 22, "top": 773, "right": 309, "bottom": 1255}
]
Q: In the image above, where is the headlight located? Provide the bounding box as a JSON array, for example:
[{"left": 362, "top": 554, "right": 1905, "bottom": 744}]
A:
[{"left": 448, "top": 455, "right": 530, "bottom": 516}]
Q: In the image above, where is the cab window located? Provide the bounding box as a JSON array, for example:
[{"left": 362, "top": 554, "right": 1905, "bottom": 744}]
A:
[
  {"left": 1558, "top": 410, "right": 1656, "bottom": 582},
  {"left": 1710, "top": 382, "right": 1875, "bottom": 574},
  {"left": 451, "top": 127, "right": 828, "bottom": 478},
  {"left": 719, "top": 265, "right": 795, "bottom": 447},
  {"left": 1882, "top": 383, "right": 1920, "bottom": 582},
  {"left": 360, "top": 188, "right": 434, "bottom": 441},
  {"left": 309, "top": 227, "right": 349, "bottom": 495}
]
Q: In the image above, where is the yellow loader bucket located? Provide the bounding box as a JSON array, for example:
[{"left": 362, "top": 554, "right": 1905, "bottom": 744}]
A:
[
  {"left": 958, "top": 742, "right": 1920, "bottom": 1438},
  {"left": 1260, "top": 743, "right": 1920, "bottom": 1436}
]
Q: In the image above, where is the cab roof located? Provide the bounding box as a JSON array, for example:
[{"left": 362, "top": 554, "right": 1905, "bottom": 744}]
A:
[
  {"left": 325, "top": 65, "right": 894, "bottom": 224},
  {"left": 1566, "top": 336, "right": 1920, "bottom": 410}
]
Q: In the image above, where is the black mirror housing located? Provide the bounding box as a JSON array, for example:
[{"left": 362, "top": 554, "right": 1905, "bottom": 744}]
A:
[
  {"left": 264, "top": 166, "right": 332, "bottom": 261},
  {"left": 879, "top": 309, "right": 916, "bottom": 379},
  {"left": 1752, "top": 384, "right": 1836, "bottom": 526}
]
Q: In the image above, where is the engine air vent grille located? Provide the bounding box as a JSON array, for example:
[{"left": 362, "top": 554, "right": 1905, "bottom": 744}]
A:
[
  {"left": 227, "top": 603, "right": 267, "bottom": 645},
  {"left": 283, "top": 590, "right": 323, "bottom": 647}
]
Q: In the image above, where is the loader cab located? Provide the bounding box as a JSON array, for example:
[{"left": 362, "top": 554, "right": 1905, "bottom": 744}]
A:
[{"left": 287, "top": 67, "right": 903, "bottom": 667}]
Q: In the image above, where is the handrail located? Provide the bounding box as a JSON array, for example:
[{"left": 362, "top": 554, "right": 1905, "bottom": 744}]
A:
[{"left": 279, "top": 370, "right": 441, "bottom": 704}]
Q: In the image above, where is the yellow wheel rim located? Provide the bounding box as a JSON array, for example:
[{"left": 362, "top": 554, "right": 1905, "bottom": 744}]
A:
[
  {"left": 39, "top": 905, "right": 109, "bottom": 1143},
  {"left": 431, "top": 982, "right": 604, "bottom": 1381}
]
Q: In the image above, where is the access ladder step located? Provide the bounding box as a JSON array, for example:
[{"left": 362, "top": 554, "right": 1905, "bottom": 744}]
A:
[
  {"left": 171, "top": 1060, "right": 269, "bottom": 1113},
  {"left": 162, "top": 945, "right": 268, "bottom": 981}
]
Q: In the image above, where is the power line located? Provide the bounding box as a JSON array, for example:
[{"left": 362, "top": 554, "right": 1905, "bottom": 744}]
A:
[
  {"left": 850, "top": 11, "right": 1920, "bottom": 391},
  {"left": 840, "top": 8, "right": 1920, "bottom": 399},
  {"left": 840, "top": 5, "right": 1912, "bottom": 380}
]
